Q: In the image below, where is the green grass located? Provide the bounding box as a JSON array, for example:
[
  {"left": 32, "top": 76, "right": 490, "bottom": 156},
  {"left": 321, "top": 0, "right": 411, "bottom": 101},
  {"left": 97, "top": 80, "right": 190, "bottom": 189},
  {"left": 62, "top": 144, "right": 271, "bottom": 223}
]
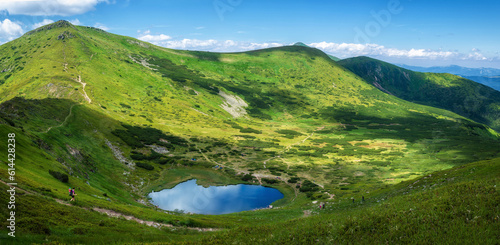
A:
[
  {"left": 0, "top": 20, "right": 499, "bottom": 244},
  {"left": 186, "top": 157, "right": 500, "bottom": 244}
]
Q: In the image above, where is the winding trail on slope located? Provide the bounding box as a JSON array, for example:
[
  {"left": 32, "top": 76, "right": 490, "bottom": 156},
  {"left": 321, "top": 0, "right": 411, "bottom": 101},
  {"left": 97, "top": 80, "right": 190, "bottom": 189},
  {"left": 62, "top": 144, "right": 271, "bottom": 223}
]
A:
[
  {"left": 43, "top": 104, "right": 77, "bottom": 134},
  {"left": 0, "top": 180, "right": 218, "bottom": 232},
  {"left": 61, "top": 41, "right": 91, "bottom": 104},
  {"left": 75, "top": 75, "right": 91, "bottom": 103}
]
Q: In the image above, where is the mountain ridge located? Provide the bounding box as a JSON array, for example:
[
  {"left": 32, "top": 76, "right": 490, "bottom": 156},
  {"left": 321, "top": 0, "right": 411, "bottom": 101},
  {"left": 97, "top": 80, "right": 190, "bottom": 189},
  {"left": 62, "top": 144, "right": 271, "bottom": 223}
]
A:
[
  {"left": 397, "top": 63, "right": 500, "bottom": 91},
  {"left": 338, "top": 56, "right": 500, "bottom": 131}
]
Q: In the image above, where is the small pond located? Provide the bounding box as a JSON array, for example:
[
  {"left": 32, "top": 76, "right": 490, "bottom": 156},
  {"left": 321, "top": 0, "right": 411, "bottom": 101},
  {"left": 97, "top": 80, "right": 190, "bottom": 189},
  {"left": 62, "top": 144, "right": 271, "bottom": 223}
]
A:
[{"left": 148, "top": 179, "right": 284, "bottom": 215}]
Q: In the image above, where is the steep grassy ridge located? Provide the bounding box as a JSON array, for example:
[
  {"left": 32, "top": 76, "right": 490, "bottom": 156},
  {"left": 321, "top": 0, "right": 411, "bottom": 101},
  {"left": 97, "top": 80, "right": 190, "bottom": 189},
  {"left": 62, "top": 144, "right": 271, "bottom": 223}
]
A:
[{"left": 339, "top": 56, "right": 500, "bottom": 130}]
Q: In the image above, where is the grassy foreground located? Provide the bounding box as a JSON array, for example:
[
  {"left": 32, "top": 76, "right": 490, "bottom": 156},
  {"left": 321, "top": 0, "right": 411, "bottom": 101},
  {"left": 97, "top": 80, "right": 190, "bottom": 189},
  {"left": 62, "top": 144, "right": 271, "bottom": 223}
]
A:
[
  {"left": 185, "top": 157, "right": 500, "bottom": 244},
  {"left": 1, "top": 157, "right": 498, "bottom": 244}
]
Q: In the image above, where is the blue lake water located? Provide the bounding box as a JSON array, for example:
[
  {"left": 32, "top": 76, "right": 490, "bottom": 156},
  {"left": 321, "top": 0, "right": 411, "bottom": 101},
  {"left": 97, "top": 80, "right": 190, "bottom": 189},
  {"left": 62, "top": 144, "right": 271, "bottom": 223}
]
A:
[{"left": 148, "top": 179, "right": 284, "bottom": 215}]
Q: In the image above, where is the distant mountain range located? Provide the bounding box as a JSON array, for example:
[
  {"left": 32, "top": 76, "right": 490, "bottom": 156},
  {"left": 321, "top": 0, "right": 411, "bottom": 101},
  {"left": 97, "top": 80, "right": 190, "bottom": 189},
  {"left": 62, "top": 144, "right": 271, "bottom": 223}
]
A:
[
  {"left": 397, "top": 64, "right": 500, "bottom": 76},
  {"left": 397, "top": 64, "right": 500, "bottom": 91}
]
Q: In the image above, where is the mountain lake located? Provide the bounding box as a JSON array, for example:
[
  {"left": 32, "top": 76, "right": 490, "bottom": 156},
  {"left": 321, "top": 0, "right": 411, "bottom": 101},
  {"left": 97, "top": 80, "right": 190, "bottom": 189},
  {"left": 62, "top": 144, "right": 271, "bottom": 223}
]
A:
[{"left": 148, "top": 179, "right": 284, "bottom": 215}]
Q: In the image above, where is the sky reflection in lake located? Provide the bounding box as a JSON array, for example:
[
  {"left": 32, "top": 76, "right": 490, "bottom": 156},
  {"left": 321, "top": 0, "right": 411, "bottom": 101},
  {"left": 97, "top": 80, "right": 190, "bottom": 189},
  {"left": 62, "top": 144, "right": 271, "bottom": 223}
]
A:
[{"left": 148, "top": 179, "right": 284, "bottom": 215}]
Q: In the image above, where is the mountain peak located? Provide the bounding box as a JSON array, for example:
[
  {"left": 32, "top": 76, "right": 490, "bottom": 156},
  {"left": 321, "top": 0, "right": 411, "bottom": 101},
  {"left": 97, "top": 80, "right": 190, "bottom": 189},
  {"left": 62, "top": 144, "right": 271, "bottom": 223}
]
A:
[
  {"left": 293, "top": 42, "right": 309, "bottom": 47},
  {"left": 25, "top": 20, "right": 76, "bottom": 36}
]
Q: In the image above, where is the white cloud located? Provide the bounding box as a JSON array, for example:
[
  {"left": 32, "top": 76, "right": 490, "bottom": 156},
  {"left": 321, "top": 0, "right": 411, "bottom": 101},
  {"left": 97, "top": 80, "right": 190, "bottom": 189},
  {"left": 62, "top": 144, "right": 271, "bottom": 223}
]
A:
[
  {"left": 138, "top": 33, "right": 172, "bottom": 42},
  {"left": 0, "top": 19, "right": 23, "bottom": 41},
  {"left": 134, "top": 31, "right": 496, "bottom": 67},
  {"left": 32, "top": 19, "right": 54, "bottom": 29},
  {"left": 161, "top": 38, "right": 282, "bottom": 52},
  {"left": 137, "top": 32, "right": 283, "bottom": 52},
  {"left": 307, "top": 42, "right": 488, "bottom": 61},
  {"left": 466, "top": 51, "right": 487, "bottom": 61},
  {"left": 69, "top": 19, "right": 81, "bottom": 25},
  {"left": 93, "top": 22, "right": 109, "bottom": 31},
  {"left": 0, "top": 0, "right": 109, "bottom": 16}
]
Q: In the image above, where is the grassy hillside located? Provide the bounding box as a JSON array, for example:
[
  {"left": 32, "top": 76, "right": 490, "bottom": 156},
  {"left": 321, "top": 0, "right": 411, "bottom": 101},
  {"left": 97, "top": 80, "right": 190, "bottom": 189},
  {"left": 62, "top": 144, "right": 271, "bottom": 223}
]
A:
[
  {"left": 190, "top": 157, "right": 500, "bottom": 244},
  {"left": 339, "top": 56, "right": 500, "bottom": 131},
  {"left": 0, "top": 21, "right": 499, "bottom": 244}
]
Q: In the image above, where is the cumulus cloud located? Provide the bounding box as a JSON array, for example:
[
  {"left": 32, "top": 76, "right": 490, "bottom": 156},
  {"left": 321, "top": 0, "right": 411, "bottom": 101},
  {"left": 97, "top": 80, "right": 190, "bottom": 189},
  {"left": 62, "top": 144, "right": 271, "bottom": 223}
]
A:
[
  {"left": 138, "top": 32, "right": 172, "bottom": 42},
  {"left": 0, "top": 19, "right": 23, "bottom": 41},
  {"left": 307, "top": 42, "right": 488, "bottom": 61},
  {"left": 93, "top": 22, "right": 109, "bottom": 31},
  {"left": 69, "top": 19, "right": 82, "bottom": 25},
  {"left": 0, "top": 0, "right": 109, "bottom": 16},
  {"left": 32, "top": 19, "right": 54, "bottom": 29},
  {"left": 137, "top": 32, "right": 282, "bottom": 52},
  {"left": 161, "top": 38, "right": 282, "bottom": 52}
]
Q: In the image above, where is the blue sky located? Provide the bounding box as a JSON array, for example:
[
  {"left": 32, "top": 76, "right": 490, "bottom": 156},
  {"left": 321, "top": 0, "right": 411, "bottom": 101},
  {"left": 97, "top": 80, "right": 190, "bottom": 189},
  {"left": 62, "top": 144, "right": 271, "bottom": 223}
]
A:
[{"left": 1, "top": 0, "right": 499, "bottom": 68}]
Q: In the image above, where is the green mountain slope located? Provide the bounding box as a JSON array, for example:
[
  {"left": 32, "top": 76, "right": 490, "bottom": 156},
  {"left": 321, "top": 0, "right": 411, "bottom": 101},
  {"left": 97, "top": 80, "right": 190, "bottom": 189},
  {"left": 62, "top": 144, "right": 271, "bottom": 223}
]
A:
[
  {"left": 0, "top": 21, "right": 499, "bottom": 243},
  {"left": 338, "top": 56, "right": 500, "bottom": 130}
]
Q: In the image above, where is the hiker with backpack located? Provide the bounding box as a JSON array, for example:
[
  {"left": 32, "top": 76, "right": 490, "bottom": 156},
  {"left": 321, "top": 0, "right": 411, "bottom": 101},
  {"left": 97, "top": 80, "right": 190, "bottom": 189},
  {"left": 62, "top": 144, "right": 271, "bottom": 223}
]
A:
[{"left": 69, "top": 188, "right": 76, "bottom": 201}]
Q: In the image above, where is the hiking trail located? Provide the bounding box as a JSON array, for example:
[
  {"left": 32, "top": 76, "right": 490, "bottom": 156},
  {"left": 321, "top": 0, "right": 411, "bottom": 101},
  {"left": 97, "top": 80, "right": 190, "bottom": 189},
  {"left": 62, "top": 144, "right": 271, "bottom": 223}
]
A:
[
  {"left": 43, "top": 104, "right": 77, "bottom": 133},
  {"left": 75, "top": 75, "right": 91, "bottom": 103},
  {"left": 0, "top": 180, "right": 219, "bottom": 232}
]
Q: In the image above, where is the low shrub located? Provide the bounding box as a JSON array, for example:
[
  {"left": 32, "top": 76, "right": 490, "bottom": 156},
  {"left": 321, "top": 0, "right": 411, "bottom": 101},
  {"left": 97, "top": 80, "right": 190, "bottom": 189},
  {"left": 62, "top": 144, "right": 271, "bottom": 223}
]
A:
[
  {"left": 136, "top": 162, "right": 154, "bottom": 170},
  {"left": 241, "top": 174, "right": 254, "bottom": 181},
  {"left": 49, "top": 170, "right": 69, "bottom": 183}
]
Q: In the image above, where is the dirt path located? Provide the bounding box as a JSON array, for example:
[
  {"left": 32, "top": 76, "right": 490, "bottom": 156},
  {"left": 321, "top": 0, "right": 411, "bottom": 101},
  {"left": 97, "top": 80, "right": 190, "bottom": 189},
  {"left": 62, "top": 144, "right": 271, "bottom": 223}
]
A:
[
  {"left": 288, "top": 132, "right": 314, "bottom": 150},
  {"left": 255, "top": 176, "right": 263, "bottom": 185},
  {"left": 0, "top": 180, "right": 218, "bottom": 232},
  {"left": 0, "top": 179, "right": 33, "bottom": 194},
  {"left": 62, "top": 40, "right": 91, "bottom": 104},
  {"left": 91, "top": 207, "right": 218, "bottom": 231},
  {"left": 75, "top": 75, "right": 91, "bottom": 103},
  {"left": 263, "top": 155, "right": 280, "bottom": 169},
  {"left": 262, "top": 132, "right": 314, "bottom": 168},
  {"left": 43, "top": 104, "right": 77, "bottom": 133}
]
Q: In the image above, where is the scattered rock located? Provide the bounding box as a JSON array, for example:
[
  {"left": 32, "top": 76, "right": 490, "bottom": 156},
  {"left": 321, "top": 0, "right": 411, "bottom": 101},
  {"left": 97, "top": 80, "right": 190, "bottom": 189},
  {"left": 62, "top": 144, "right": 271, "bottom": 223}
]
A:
[
  {"left": 105, "top": 139, "right": 134, "bottom": 167},
  {"left": 57, "top": 31, "right": 74, "bottom": 40},
  {"left": 219, "top": 91, "right": 248, "bottom": 118},
  {"left": 146, "top": 144, "right": 169, "bottom": 154}
]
